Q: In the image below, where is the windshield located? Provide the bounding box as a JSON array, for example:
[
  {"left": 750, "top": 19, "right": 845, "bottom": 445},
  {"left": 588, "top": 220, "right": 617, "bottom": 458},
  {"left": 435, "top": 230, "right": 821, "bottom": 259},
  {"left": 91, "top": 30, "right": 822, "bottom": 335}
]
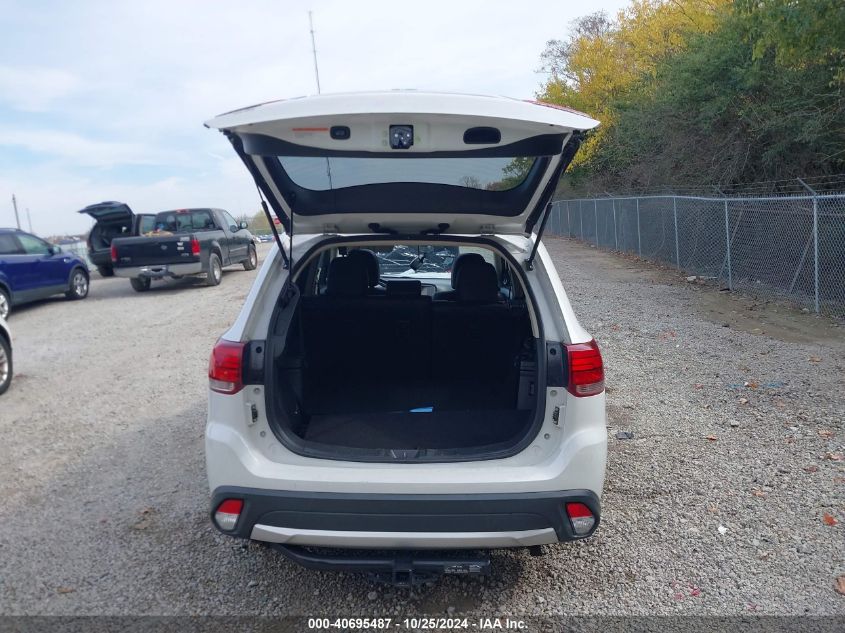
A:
[
  {"left": 278, "top": 156, "right": 536, "bottom": 191},
  {"left": 371, "top": 244, "right": 495, "bottom": 277}
]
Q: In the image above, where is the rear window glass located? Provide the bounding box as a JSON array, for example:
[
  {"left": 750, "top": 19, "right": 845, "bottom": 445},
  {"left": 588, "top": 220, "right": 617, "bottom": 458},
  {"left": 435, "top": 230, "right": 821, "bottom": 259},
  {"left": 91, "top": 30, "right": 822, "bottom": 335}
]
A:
[
  {"left": 138, "top": 215, "right": 156, "bottom": 234},
  {"left": 152, "top": 210, "right": 216, "bottom": 232},
  {"left": 277, "top": 156, "right": 535, "bottom": 191},
  {"left": 371, "top": 244, "right": 495, "bottom": 276},
  {"left": 0, "top": 234, "right": 22, "bottom": 255}
]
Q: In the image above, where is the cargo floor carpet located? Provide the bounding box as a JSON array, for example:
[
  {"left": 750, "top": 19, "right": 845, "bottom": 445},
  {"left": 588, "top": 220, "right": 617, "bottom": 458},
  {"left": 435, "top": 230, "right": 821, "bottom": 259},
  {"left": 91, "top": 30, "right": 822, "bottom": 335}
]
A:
[{"left": 303, "top": 409, "right": 533, "bottom": 450}]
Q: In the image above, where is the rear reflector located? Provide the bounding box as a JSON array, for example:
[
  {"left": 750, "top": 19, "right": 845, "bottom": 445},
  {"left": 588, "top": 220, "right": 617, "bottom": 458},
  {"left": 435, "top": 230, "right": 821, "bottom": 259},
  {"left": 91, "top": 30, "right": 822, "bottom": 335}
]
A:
[
  {"left": 565, "top": 339, "right": 604, "bottom": 397},
  {"left": 110, "top": 244, "right": 118, "bottom": 263},
  {"left": 208, "top": 339, "right": 246, "bottom": 394},
  {"left": 214, "top": 498, "right": 243, "bottom": 531},
  {"left": 566, "top": 502, "right": 596, "bottom": 536}
]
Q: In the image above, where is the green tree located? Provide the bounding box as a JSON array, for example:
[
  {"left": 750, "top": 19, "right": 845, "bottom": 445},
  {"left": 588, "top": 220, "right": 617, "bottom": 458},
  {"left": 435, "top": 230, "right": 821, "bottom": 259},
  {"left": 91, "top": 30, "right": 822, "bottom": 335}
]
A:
[
  {"left": 248, "top": 209, "right": 272, "bottom": 234},
  {"left": 539, "top": 0, "right": 845, "bottom": 193}
]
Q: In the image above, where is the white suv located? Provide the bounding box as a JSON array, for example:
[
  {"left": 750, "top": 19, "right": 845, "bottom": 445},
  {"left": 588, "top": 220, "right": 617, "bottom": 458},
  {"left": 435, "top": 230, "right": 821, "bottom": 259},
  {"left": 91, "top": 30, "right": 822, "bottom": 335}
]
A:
[{"left": 205, "top": 92, "right": 606, "bottom": 583}]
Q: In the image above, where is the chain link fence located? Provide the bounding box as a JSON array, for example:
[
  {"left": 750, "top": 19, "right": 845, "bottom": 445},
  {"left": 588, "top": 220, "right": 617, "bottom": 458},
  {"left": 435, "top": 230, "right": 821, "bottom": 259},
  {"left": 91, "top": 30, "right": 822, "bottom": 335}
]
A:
[{"left": 549, "top": 193, "right": 845, "bottom": 317}]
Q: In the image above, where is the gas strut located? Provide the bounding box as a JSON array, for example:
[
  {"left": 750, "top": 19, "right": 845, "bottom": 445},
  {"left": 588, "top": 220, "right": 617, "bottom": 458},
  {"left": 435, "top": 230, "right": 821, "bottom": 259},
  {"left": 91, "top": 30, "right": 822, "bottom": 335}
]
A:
[{"left": 526, "top": 201, "right": 552, "bottom": 271}]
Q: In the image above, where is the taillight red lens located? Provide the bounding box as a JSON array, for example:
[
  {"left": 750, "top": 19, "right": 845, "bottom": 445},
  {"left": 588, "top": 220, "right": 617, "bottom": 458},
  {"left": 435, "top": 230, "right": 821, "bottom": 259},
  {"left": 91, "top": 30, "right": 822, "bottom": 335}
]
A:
[
  {"left": 566, "top": 502, "right": 592, "bottom": 518},
  {"left": 208, "top": 339, "right": 246, "bottom": 394},
  {"left": 191, "top": 237, "right": 200, "bottom": 255},
  {"left": 110, "top": 244, "right": 118, "bottom": 262},
  {"left": 214, "top": 498, "right": 243, "bottom": 531},
  {"left": 566, "top": 502, "right": 596, "bottom": 535},
  {"left": 565, "top": 339, "right": 604, "bottom": 397}
]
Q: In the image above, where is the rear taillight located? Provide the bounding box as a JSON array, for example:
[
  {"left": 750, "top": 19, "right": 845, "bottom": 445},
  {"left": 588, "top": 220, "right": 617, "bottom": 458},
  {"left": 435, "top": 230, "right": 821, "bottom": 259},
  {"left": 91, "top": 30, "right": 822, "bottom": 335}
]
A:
[
  {"left": 110, "top": 244, "right": 118, "bottom": 262},
  {"left": 208, "top": 339, "right": 246, "bottom": 394},
  {"left": 214, "top": 499, "right": 243, "bottom": 531},
  {"left": 191, "top": 237, "right": 200, "bottom": 255},
  {"left": 565, "top": 339, "right": 604, "bottom": 397},
  {"left": 566, "top": 502, "right": 596, "bottom": 536}
]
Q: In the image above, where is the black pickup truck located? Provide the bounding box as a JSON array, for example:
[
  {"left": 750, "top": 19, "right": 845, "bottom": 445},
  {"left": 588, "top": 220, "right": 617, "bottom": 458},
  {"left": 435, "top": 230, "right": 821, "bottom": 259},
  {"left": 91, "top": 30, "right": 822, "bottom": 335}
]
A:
[{"left": 110, "top": 208, "right": 257, "bottom": 292}]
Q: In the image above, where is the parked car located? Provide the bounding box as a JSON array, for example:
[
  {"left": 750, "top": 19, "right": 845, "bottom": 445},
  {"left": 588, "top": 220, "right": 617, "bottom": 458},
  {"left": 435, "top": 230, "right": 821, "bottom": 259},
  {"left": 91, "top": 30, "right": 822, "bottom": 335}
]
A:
[
  {"left": 204, "top": 92, "right": 606, "bottom": 584},
  {"left": 110, "top": 208, "right": 257, "bottom": 292},
  {"left": 78, "top": 201, "right": 155, "bottom": 278},
  {"left": 0, "top": 316, "right": 11, "bottom": 395},
  {"left": 0, "top": 228, "right": 90, "bottom": 319}
]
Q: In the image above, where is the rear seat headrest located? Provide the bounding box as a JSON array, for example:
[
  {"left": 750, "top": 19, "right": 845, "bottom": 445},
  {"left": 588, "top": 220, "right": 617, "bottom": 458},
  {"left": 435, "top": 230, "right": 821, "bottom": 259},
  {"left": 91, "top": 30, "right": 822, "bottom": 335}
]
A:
[
  {"left": 456, "top": 261, "right": 500, "bottom": 303},
  {"left": 346, "top": 249, "right": 380, "bottom": 288},
  {"left": 449, "top": 252, "right": 485, "bottom": 289},
  {"left": 326, "top": 257, "right": 368, "bottom": 297}
]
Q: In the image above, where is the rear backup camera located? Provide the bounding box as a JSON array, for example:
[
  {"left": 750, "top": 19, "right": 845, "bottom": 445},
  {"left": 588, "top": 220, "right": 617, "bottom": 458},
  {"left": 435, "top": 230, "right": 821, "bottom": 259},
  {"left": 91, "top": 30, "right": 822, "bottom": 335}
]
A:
[
  {"left": 330, "top": 125, "right": 350, "bottom": 140},
  {"left": 389, "top": 125, "right": 414, "bottom": 149}
]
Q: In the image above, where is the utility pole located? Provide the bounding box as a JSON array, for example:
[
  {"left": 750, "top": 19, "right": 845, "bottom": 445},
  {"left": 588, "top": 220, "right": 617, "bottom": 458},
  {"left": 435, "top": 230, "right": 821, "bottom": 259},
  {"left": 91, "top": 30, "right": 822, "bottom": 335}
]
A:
[
  {"left": 309, "top": 11, "right": 332, "bottom": 189},
  {"left": 26, "top": 208, "right": 33, "bottom": 233},
  {"left": 308, "top": 11, "right": 321, "bottom": 94},
  {"left": 11, "top": 194, "right": 21, "bottom": 230}
]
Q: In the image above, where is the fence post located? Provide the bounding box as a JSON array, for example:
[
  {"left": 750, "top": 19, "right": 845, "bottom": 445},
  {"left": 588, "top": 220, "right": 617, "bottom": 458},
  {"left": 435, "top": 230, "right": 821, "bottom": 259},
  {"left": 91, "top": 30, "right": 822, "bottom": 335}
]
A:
[
  {"left": 724, "top": 198, "right": 732, "bottom": 291},
  {"left": 813, "top": 196, "right": 820, "bottom": 313},
  {"left": 636, "top": 198, "right": 642, "bottom": 256},
  {"left": 567, "top": 203, "right": 571, "bottom": 237},
  {"left": 612, "top": 199, "right": 618, "bottom": 250},
  {"left": 673, "top": 197, "right": 680, "bottom": 269},
  {"left": 798, "top": 178, "right": 821, "bottom": 313},
  {"left": 594, "top": 199, "right": 599, "bottom": 246},
  {"left": 579, "top": 200, "right": 584, "bottom": 239}
]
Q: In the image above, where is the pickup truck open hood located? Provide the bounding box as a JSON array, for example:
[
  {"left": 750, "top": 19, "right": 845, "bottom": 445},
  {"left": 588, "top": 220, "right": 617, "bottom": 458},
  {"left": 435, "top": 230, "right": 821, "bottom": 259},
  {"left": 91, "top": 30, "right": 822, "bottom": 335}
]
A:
[{"left": 206, "top": 91, "right": 598, "bottom": 236}]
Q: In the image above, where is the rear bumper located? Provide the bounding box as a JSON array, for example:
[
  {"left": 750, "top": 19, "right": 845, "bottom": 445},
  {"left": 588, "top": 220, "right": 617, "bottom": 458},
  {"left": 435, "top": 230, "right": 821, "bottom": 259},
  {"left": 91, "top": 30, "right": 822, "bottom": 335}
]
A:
[
  {"left": 210, "top": 487, "right": 600, "bottom": 549},
  {"left": 114, "top": 262, "right": 203, "bottom": 278},
  {"left": 88, "top": 250, "right": 111, "bottom": 267}
]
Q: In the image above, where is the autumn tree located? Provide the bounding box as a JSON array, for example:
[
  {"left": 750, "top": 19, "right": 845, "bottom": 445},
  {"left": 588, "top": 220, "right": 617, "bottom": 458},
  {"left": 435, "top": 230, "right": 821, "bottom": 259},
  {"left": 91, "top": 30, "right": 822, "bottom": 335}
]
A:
[{"left": 539, "top": 0, "right": 844, "bottom": 193}]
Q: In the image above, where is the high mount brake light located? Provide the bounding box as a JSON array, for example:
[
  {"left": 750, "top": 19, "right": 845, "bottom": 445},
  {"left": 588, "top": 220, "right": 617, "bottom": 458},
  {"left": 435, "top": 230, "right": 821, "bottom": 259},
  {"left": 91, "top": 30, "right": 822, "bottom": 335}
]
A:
[{"left": 565, "top": 339, "right": 604, "bottom": 397}]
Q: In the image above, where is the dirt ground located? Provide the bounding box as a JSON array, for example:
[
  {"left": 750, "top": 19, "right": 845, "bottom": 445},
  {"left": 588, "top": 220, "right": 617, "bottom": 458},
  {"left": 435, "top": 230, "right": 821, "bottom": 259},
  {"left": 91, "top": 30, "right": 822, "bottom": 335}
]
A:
[{"left": 0, "top": 239, "right": 843, "bottom": 617}]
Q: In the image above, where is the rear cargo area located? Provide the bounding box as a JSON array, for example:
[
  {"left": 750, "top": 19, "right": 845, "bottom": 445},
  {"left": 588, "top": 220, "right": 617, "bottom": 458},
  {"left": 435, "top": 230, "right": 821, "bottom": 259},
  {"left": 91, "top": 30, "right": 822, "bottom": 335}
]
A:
[
  {"left": 301, "top": 377, "right": 533, "bottom": 450},
  {"left": 269, "top": 284, "right": 539, "bottom": 458}
]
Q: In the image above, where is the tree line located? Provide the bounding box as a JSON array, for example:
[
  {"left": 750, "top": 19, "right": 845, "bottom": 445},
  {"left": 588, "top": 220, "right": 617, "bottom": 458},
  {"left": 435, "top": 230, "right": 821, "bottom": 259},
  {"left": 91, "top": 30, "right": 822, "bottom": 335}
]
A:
[{"left": 539, "top": 0, "right": 845, "bottom": 195}]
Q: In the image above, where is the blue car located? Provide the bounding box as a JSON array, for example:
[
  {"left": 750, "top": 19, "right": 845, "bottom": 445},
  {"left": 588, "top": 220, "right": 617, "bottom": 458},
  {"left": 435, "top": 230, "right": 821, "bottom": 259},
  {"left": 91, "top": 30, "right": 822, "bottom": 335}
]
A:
[{"left": 0, "top": 228, "right": 90, "bottom": 319}]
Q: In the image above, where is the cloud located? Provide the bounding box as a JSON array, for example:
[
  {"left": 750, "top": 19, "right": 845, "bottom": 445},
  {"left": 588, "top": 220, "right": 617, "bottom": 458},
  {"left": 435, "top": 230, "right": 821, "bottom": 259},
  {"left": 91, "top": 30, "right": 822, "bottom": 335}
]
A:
[
  {"left": 0, "top": 127, "right": 179, "bottom": 168},
  {"left": 0, "top": 160, "right": 258, "bottom": 235},
  {"left": 0, "top": 65, "right": 80, "bottom": 112},
  {"left": 0, "top": 0, "right": 630, "bottom": 233}
]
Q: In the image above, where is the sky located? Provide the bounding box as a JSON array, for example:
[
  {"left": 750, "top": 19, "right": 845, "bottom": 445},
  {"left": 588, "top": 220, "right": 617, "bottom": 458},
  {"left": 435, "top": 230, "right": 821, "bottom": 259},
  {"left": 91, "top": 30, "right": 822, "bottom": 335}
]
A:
[{"left": 0, "top": 0, "right": 629, "bottom": 235}]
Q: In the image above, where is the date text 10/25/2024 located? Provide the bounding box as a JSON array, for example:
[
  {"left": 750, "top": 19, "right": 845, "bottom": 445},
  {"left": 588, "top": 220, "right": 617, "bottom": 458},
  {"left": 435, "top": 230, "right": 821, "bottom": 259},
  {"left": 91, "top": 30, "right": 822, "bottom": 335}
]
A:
[{"left": 307, "top": 617, "right": 527, "bottom": 630}]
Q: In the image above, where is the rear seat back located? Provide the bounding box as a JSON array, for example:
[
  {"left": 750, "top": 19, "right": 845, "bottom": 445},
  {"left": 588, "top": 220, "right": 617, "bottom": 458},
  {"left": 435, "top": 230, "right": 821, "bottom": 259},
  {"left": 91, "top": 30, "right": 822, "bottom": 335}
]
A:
[
  {"left": 301, "top": 256, "right": 526, "bottom": 384},
  {"left": 431, "top": 304, "right": 523, "bottom": 380},
  {"left": 432, "top": 261, "right": 525, "bottom": 380},
  {"left": 301, "top": 258, "right": 430, "bottom": 379}
]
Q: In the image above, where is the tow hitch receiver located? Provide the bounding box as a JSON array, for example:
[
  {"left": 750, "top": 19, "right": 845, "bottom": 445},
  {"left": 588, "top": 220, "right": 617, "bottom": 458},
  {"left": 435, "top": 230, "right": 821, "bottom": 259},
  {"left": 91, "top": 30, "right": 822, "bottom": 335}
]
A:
[{"left": 272, "top": 545, "right": 491, "bottom": 586}]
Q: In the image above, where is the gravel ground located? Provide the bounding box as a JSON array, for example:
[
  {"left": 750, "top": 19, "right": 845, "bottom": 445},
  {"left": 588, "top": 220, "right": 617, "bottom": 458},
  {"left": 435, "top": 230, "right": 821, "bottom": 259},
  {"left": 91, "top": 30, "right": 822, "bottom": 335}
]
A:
[{"left": 0, "top": 238, "right": 843, "bottom": 616}]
